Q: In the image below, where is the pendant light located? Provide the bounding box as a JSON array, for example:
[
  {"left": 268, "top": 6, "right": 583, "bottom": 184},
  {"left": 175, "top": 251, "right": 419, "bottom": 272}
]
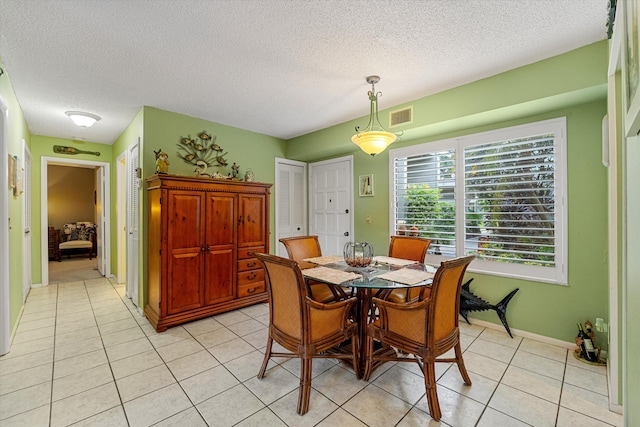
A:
[{"left": 351, "top": 75, "right": 398, "bottom": 156}]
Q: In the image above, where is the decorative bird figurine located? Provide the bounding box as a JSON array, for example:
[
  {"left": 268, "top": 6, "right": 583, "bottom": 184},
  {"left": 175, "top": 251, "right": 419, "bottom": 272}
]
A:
[{"left": 194, "top": 160, "right": 210, "bottom": 177}]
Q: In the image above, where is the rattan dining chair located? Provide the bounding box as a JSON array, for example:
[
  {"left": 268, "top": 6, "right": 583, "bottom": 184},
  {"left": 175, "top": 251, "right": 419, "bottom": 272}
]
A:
[
  {"left": 364, "top": 255, "right": 475, "bottom": 421},
  {"left": 279, "top": 235, "right": 348, "bottom": 303},
  {"left": 384, "top": 235, "right": 432, "bottom": 303},
  {"left": 253, "top": 252, "right": 360, "bottom": 415}
]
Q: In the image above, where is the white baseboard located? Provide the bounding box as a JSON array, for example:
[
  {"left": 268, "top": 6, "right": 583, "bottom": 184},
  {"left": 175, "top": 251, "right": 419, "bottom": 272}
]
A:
[{"left": 466, "top": 317, "right": 575, "bottom": 349}]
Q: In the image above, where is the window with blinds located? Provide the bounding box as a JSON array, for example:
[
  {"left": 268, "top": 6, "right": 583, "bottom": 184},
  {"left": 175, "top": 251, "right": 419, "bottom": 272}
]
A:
[{"left": 390, "top": 118, "right": 567, "bottom": 284}]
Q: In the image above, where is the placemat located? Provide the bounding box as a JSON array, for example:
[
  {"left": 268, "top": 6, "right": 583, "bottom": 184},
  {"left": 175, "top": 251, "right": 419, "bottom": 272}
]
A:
[
  {"left": 302, "top": 255, "right": 344, "bottom": 265},
  {"left": 302, "top": 266, "right": 361, "bottom": 285},
  {"left": 373, "top": 256, "right": 418, "bottom": 266},
  {"left": 377, "top": 269, "right": 434, "bottom": 285}
]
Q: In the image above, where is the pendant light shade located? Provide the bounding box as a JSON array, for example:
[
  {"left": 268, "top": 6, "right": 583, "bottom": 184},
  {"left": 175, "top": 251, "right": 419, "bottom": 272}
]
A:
[{"left": 351, "top": 76, "right": 398, "bottom": 156}]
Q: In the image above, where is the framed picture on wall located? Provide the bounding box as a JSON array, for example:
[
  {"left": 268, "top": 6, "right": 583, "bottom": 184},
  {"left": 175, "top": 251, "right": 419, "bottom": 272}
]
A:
[
  {"left": 359, "top": 174, "right": 374, "bottom": 197},
  {"left": 624, "top": 0, "right": 640, "bottom": 136}
]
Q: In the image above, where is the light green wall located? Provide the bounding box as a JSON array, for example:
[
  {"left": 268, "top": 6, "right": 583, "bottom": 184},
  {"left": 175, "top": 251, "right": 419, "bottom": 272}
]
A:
[
  {"left": 0, "top": 55, "right": 31, "bottom": 334},
  {"left": 286, "top": 40, "right": 609, "bottom": 346},
  {"left": 29, "top": 136, "right": 113, "bottom": 285}
]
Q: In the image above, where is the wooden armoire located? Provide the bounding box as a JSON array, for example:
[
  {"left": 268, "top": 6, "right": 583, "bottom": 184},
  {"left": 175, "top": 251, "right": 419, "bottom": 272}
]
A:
[{"left": 145, "top": 174, "right": 271, "bottom": 332}]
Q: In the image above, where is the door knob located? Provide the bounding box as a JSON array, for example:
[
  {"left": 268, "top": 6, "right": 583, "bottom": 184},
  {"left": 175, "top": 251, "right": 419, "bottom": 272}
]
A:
[{"left": 344, "top": 232, "right": 349, "bottom": 236}]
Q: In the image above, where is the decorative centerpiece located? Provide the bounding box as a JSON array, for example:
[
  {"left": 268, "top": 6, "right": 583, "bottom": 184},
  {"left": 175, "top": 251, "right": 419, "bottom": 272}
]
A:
[
  {"left": 176, "top": 130, "right": 228, "bottom": 176},
  {"left": 343, "top": 241, "right": 373, "bottom": 268}
]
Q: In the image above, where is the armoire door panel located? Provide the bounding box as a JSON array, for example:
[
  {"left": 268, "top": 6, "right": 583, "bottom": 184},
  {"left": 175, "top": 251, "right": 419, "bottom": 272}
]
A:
[
  {"left": 238, "top": 194, "right": 266, "bottom": 247},
  {"left": 168, "top": 192, "right": 204, "bottom": 249},
  {"left": 204, "top": 248, "right": 235, "bottom": 304},
  {"left": 206, "top": 193, "right": 235, "bottom": 246},
  {"left": 167, "top": 251, "right": 203, "bottom": 314}
]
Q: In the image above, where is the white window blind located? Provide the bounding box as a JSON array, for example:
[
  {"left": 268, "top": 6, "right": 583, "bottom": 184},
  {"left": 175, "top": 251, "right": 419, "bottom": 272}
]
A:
[{"left": 390, "top": 118, "right": 567, "bottom": 284}]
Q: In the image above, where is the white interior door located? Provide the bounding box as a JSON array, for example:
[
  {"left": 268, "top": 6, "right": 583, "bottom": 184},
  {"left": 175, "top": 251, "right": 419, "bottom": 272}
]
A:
[
  {"left": 95, "top": 167, "right": 106, "bottom": 276},
  {"left": 126, "top": 140, "right": 140, "bottom": 306},
  {"left": 116, "top": 152, "right": 127, "bottom": 284},
  {"left": 309, "top": 156, "right": 353, "bottom": 256},
  {"left": 275, "top": 158, "right": 307, "bottom": 257},
  {"left": 22, "top": 141, "right": 32, "bottom": 302},
  {"left": 0, "top": 97, "right": 10, "bottom": 356}
]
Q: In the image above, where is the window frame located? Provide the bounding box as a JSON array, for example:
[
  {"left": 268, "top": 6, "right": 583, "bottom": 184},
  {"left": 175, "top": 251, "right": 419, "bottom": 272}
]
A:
[{"left": 389, "top": 117, "right": 568, "bottom": 285}]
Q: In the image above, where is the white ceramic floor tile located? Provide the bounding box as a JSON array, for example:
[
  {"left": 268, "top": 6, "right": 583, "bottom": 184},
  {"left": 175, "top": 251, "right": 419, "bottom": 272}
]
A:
[
  {"left": 227, "top": 318, "right": 266, "bottom": 337},
  {"left": 0, "top": 382, "right": 51, "bottom": 421},
  {"left": 519, "top": 338, "right": 568, "bottom": 362},
  {"left": 560, "top": 383, "right": 623, "bottom": 426},
  {"left": 52, "top": 363, "right": 114, "bottom": 401},
  {"left": 123, "top": 383, "right": 192, "bottom": 427},
  {"left": 500, "top": 365, "right": 562, "bottom": 404},
  {"left": 316, "top": 407, "right": 368, "bottom": 427},
  {"left": 50, "top": 382, "right": 121, "bottom": 427},
  {"left": 109, "top": 349, "right": 164, "bottom": 380},
  {"left": 466, "top": 338, "right": 517, "bottom": 364},
  {"left": 438, "top": 368, "right": 497, "bottom": 405},
  {"left": 0, "top": 348, "right": 54, "bottom": 376},
  {"left": 192, "top": 327, "right": 238, "bottom": 349},
  {"left": 488, "top": 384, "right": 558, "bottom": 427},
  {"left": 213, "top": 310, "right": 252, "bottom": 326},
  {"left": 0, "top": 363, "right": 52, "bottom": 396},
  {"left": 105, "top": 337, "right": 154, "bottom": 362},
  {"left": 510, "top": 348, "right": 566, "bottom": 380},
  {"left": 53, "top": 348, "right": 109, "bottom": 379},
  {"left": 146, "top": 326, "right": 191, "bottom": 348},
  {"left": 564, "top": 364, "right": 608, "bottom": 396},
  {"left": 154, "top": 338, "right": 205, "bottom": 362},
  {"left": 342, "top": 384, "right": 412, "bottom": 427},
  {"left": 101, "top": 326, "right": 146, "bottom": 348},
  {"left": 372, "top": 364, "right": 426, "bottom": 405},
  {"left": 0, "top": 404, "right": 50, "bottom": 427},
  {"left": 68, "top": 405, "right": 128, "bottom": 427},
  {"left": 166, "top": 349, "right": 220, "bottom": 381},
  {"left": 234, "top": 407, "right": 288, "bottom": 427},
  {"left": 243, "top": 365, "right": 299, "bottom": 405},
  {"left": 153, "top": 406, "right": 208, "bottom": 427},
  {"left": 208, "top": 337, "right": 255, "bottom": 363},
  {"left": 312, "top": 364, "right": 368, "bottom": 406},
  {"left": 269, "top": 387, "right": 339, "bottom": 427},
  {"left": 180, "top": 317, "right": 224, "bottom": 336},
  {"left": 414, "top": 384, "right": 485, "bottom": 427},
  {"left": 55, "top": 325, "right": 100, "bottom": 347},
  {"left": 556, "top": 406, "right": 620, "bottom": 427},
  {"left": 116, "top": 364, "right": 176, "bottom": 403},
  {"left": 98, "top": 317, "right": 140, "bottom": 335},
  {"left": 54, "top": 336, "right": 104, "bottom": 361},
  {"left": 180, "top": 364, "right": 240, "bottom": 404},
  {"left": 478, "top": 328, "right": 522, "bottom": 348},
  {"left": 460, "top": 348, "right": 508, "bottom": 381},
  {"left": 197, "top": 384, "right": 266, "bottom": 427},
  {"left": 477, "top": 407, "right": 530, "bottom": 426}
]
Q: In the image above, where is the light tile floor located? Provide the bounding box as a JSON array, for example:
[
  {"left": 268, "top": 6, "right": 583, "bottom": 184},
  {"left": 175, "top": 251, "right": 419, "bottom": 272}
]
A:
[{"left": 0, "top": 278, "right": 623, "bottom": 427}]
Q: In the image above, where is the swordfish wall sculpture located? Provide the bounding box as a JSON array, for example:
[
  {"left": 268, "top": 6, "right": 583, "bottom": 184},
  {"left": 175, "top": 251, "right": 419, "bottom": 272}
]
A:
[{"left": 459, "top": 279, "right": 519, "bottom": 338}]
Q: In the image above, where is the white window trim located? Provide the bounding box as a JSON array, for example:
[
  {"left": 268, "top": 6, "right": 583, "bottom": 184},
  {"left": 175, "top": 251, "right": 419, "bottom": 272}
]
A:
[{"left": 389, "top": 117, "right": 568, "bottom": 285}]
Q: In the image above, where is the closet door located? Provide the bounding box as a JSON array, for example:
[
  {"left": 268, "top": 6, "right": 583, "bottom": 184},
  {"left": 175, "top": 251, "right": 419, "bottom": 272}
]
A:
[
  {"left": 204, "top": 193, "right": 235, "bottom": 304},
  {"left": 166, "top": 190, "right": 205, "bottom": 314}
]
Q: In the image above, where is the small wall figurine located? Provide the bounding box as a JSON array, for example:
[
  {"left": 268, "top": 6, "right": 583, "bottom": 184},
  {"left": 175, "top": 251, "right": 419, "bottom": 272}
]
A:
[
  {"left": 155, "top": 149, "right": 170, "bottom": 174},
  {"left": 231, "top": 162, "right": 240, "bottom": 179}
]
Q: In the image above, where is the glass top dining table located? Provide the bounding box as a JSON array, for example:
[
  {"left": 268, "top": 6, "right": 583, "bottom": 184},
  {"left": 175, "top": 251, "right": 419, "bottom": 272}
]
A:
[{"left": 299, "top": 256, "right": 436, "bottom": 377}]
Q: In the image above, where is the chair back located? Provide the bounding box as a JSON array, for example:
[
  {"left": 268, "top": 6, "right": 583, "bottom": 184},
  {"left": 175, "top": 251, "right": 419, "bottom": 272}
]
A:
[
  {"left": 428, "top": 255, "right": 474, "bottom": 342},
  {"left": 254, "top": 252, "right": 308, "bottom": 341},
  {"left": 388, "top": 236, "right": 431, "bottom": 262},
  {"left": 279, "top": 236, "right": 322, "bottom": 262}
]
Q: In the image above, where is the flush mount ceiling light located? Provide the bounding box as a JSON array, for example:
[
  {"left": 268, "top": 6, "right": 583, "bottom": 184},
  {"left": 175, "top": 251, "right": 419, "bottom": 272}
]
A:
[
  {"left": 351, "top": 75, "right": 400, "bottom": 156},
  {"left": 65, "top": 111, "right": 101, "bottom": 128}
]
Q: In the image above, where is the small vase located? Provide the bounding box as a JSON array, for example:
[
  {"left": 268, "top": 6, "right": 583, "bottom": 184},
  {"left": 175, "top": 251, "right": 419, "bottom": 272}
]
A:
[
  {"left": 244, "top": 169, "right": 255, "bottom": 182},
  {"left": 409, "top": 226, "right": 419, "bottom": 236},
  {"left": 398, "top": 225, "right": 407, "bottom": 235}
]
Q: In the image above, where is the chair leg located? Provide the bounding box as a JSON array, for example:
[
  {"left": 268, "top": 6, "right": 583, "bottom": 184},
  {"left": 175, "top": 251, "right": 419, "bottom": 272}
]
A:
[
  {"left": 257, "top": 337, "right": 273, "bottom": 379},
  {"left": 423, "top": 358, "right": 442, "bottom": 421},
  {"left": 350, "top": 333, "right": 360, "bottom": 379},
  {"left": 363, "top": 334, "right": 374, "bottom": 381},
  {"left": 454, "top": 343, "right": 472, "bottom": 385},
  {"left": 297, "top": 357, "right": 312, "bottom": 415}
]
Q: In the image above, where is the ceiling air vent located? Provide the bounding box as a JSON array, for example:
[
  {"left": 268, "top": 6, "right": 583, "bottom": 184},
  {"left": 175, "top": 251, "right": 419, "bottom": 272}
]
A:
[{"left": 389, "top": 106, "right": 413, "bottom": 128}]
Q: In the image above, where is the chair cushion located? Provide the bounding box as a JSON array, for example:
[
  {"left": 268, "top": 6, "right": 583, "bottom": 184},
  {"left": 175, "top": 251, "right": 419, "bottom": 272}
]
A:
[{"left": 60, "top": 240, "right": 93, "bottom": 249}]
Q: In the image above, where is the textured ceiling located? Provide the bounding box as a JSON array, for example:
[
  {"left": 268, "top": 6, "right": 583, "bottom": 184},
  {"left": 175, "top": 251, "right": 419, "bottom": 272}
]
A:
[{"left": 0, "top": 0, "right": 609, "bottom": 145}]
